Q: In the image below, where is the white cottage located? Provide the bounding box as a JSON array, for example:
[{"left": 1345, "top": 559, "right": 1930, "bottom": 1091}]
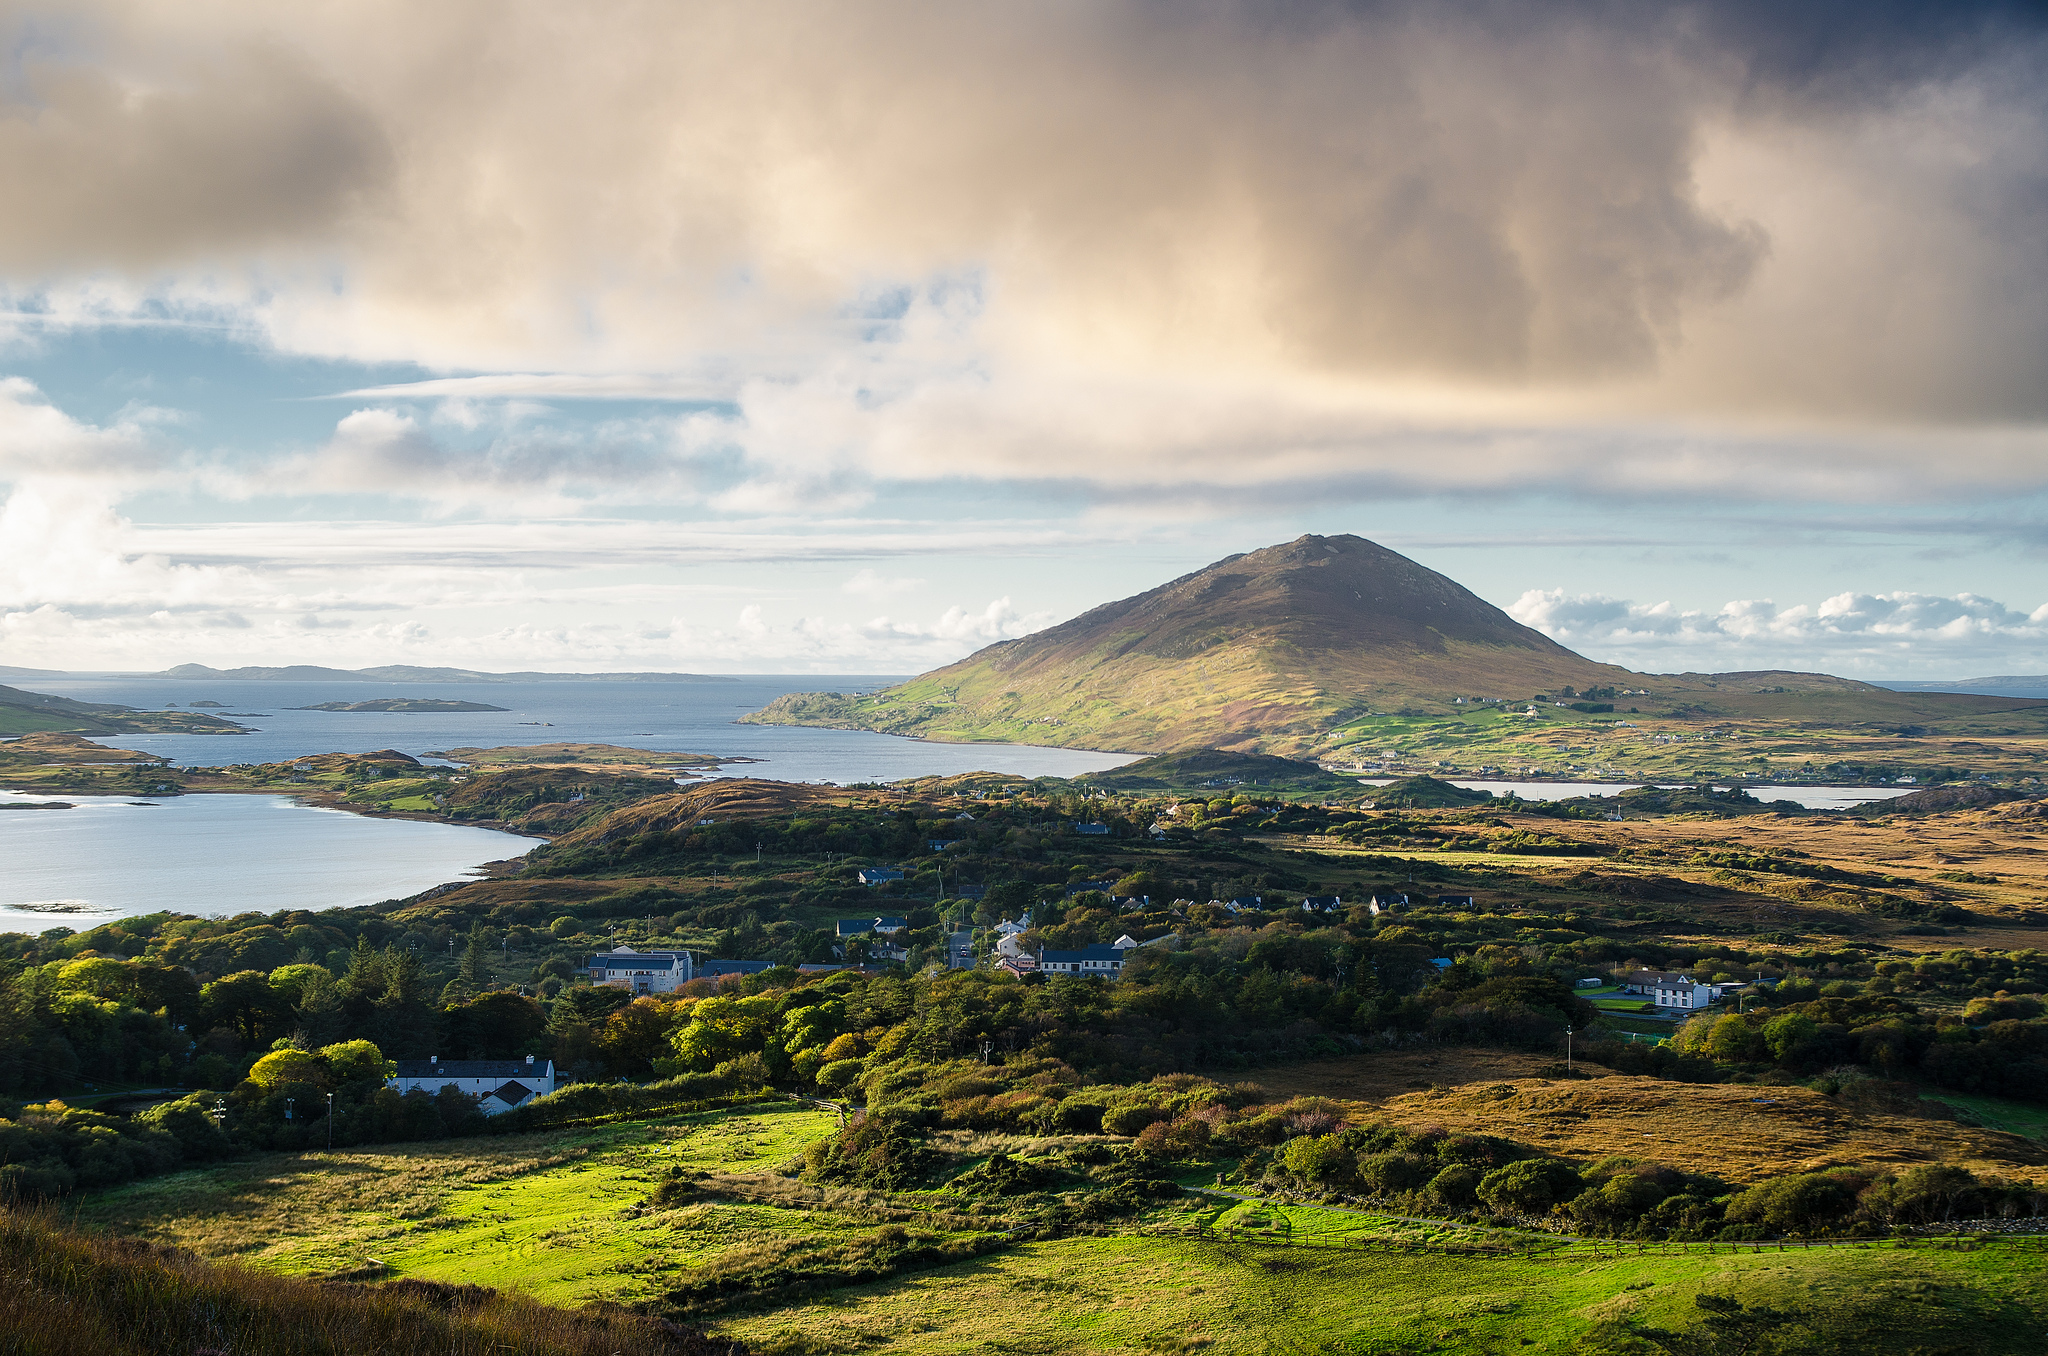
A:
[{"left": 388, "top": 1055, "right": 558, "bottom": 1115}]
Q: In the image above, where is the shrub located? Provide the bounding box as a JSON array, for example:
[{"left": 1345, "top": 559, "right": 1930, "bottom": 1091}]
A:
[
  {"left": 1476, "top": 1158, "right": 1582, "bottom": 1216},
  {"left": 1356, "top": 1151, "right": 1433, "bottom": 1195},
  {"left": 1279, "top": 1134, "right": 1354, "bottom": 1185},
  {"left": 1723, "top": 1172, "right": 1860, "bottom": 1236},
  {"left": 1102, "top": 1104, "right": 1167, "bottom": 1138},
  {"left": 1427, "top": 1164, "right": 1483, "bottom": 1208}
]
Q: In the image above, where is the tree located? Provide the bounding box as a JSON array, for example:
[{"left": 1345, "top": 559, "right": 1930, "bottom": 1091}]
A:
[
  {"left": 670, "top": 994, "right": 780, "bottom": 1071},
  {"left": 594, "top": 997, "right": 685, "bottom": 1077},
  {"left": 200, "top": 971, "right": 293, "bottom": 1046},
  {"left": 444, "top": 990, "right": 548, "bottom": 1060},
  {"left": 318, "top": 1039, "right": 393, "bottom": 1085},
  {"left": 248, "top": 1048, "right": 325, "bottom": 1090},
  {"left": 1476, "top": 1158, "right": 1582, "bottom": 1216},
  {"left": 1723, "top": 1172, "right": 1859, "bottom": 1236},
  {"left": 455, "top": 922, "right": 492, "bottom": 995}
]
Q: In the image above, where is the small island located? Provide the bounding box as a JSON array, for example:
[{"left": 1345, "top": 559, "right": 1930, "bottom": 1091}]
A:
[{"left": 289, "top": 698, "right": 510, "bottom": 713}]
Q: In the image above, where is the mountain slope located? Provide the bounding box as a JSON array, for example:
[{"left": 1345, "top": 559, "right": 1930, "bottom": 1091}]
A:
[{"left": 747, "top": 534, "right": 1640, "bottom": 754}]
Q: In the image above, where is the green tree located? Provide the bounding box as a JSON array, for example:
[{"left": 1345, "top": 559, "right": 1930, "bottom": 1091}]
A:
[
  {"left": 247, "top": 1048, "right": 325, "bottom": 1090},
  {"left": 670, "top": 994, "right": 780, "bottom": 1071},
  {"left": 1476, "top": 1158, "right": 1581, "bottom": 1216},
  {"left": 200, "top": 971, "right": 293, "bottom": 1046},
  {"left": 317, "top": 1039, "right": 393, "bottom": 1085}
]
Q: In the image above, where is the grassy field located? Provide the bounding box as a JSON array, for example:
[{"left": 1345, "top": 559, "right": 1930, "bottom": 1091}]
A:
[
  {"left": 73, "top": 1097, "right": 2048, "bottom": 1353},
  {"left": 79, "top": 1102, "right": 839, "bottom": 1305},
  {"left": 716, "top": 1226, "right": 2048, "bottom": 1355}
]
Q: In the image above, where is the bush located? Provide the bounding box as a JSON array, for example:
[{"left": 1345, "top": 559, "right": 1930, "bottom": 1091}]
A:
[
  {"left": 1427, "top": 1164, "right": 1483, "bottom": 1208},
  {"left": 1476, "top": 1158, "right": 1582, "bottom": 1217},
  {"left": 1102, "top": 1104, "right": 1167, "bottom": 1138},
  {"left": 1724, "top": 1172, "right": 1861, "bottom": 1236}
]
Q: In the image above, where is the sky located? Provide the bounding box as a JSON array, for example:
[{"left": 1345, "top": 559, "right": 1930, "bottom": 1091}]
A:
[{"left": 2, "top": 0, "right": 2047, "bottom": 680}]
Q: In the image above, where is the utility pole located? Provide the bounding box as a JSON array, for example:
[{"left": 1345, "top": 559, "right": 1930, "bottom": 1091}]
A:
[
  {"left": 326, "top": 1091, "right": 334, "bottom": 1150},
  {"left": 1565, "top": 1024, "right": 1574, "bottom": 1072}
]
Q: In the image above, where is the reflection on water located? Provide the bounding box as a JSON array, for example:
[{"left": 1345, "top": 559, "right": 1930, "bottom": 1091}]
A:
[{"left": 0, "top": 789, "right": 538, "bottom": 929}]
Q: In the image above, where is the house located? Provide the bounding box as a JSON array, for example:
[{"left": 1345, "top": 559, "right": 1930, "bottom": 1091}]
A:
[
  {"left": 1148, "top": 824, "right": 1168, "bottom": 838},
  {"left": 955, "top": 884, "right": 987, "bottom": 900},
  {"left": 928, "top": 839, "right": 965, "bottom": 852},
  {"left": 1429, "top": 958, "right": 1454, "bottom": 971},
  {"left": 1038, "top": 943, "right": 1128, "bottom": 979},
  {"left": 1368, "top": 894, "right": 1408, "bottom": 916},
  {"left": 1112, "top": 934, "right": 1140, "bottom": 950},
  {"left": 1075, "top": 822, "right": 1111, "bottom": 836},
  {"left": 996, "top": 954, "right": 1038, "bottom": 978},
  {"left": 588, "top": 947, "right": 695, "bottom": 994},
  {"left": 994, "top": 914, "right": 1032, "bottom": 936},
  {"left": 1618, "top": 969, "right": 1722, "bottom": 1010},
  {"left": 1229, "top": 896, "right": 1263, "bottom": 912},
  {"left": 836, "top": 916, "right": 908, "bottom": 938},
  {"left": 1435, "top": 895, "right": 1475, "bottom": 908},
  {"left": 1301, "top": 895, "right": 1343, "bottom": 914},
  {"left": 388, "top": 1056, "right": 557, "bottom": 1115},
  {"left": 857, "top": 867, "right": 905, "bottom": 886},
  {"left": 1111, "top": 895, "right": 1150, "bottom": 911},
  {"left": 698, "top": 958, "right": 779, "bottom": 979},
  {"left": 1066, "top": 880, "right": 1115, "bottom": 897}
]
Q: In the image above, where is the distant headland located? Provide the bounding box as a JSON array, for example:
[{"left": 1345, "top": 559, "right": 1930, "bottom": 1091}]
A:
[{"left": 155, "top": 664, "right": 736, "bottom": 683}]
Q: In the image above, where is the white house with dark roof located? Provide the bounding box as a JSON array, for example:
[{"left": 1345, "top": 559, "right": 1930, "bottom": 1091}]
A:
[
  {"left": 857, "top": 867, "right": 905, "bottom": 886},
  {"left": 1038, "top": 943, "right": 1128, "bottom": 978},
  {"left": 1301, "top": 895, "right": 1343, "bottom": 914},
  {"left": 588, "top": 947, "right": 694, "bottom": 994},
  {"left": 388, "top": 1056, "right": 557, "bottom": 1114},
  {"left": 1619, "top": 969, "right": 1727, "bottom": 1010}
]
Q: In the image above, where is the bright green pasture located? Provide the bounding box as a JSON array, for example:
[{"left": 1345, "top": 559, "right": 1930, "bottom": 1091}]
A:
[
  {"left": 718, "top": 1230, "right": 2048, "bottom": 1355},
  {"left": 1920, "top": 1090, "right": 2048, "bottom": 1139},
  {"left": 81, "top": 1103, "right": 838, "bottom": 1305}
]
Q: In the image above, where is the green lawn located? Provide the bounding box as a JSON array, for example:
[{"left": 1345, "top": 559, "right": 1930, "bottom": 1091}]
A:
[
  {"left": 80, "top": 1103, "right": 839, "bottom": 1305},
  {"left": 79, "top": 1107, "right": 2048, "bottom": 1352},
  {"left": 1918, "top": 1090, "right": 2048, "bottom": 1139},
  {"left": 716, "top": 1229, "right": 2048, "bottom": 1355}
]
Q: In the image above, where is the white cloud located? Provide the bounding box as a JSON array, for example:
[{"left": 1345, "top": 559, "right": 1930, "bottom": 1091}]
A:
[
  {"left": 1511, "top": 587, "right": 2048, "bottom": 675},
  {"left": 0, "top": 3, "right": 2040, "bottom": 505},
  {"left": 842, "top": 568, "right": 924, "bottom": 597}
]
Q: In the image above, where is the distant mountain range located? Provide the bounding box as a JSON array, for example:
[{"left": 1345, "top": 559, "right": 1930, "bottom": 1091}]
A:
[
  {"left": 744, "top": 533, "right": 2039, "bottom": 756},
  {"left": 1874, "top": 676, "right": 2048, "bottom": 699},
  {"left": 156, "top": 664, "right": 734, "bottom": 683}
]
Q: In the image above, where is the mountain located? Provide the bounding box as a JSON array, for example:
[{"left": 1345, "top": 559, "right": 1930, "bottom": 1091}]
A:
[
  {"left": 158, "top": 664, "right": 734, "bottom": 683},
  {"left": 745, "top": 533, "right": 1647, "bottom": 753}
]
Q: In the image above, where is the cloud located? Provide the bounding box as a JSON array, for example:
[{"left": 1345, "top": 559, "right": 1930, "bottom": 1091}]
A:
[
  {"left": 0, "top": 0, "right": 2035, "bottom": 504},
  {"left": 1510, "top": 586, "right": 2048, "bottom": 674},
  {"left": 843, "top": 569, "right": 924, "bottom": 597}
]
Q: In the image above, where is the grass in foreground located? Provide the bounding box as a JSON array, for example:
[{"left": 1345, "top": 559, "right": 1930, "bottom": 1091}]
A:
[
  {"left": 715, "top": 1229, "right": 2048, "bottom": 1355},
  {"left": 78, "top": 1103, "right": 837, "bottom": 1304},
  {"left": 0, "top": 1210, "right": 738, "bottom": 1356}
]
